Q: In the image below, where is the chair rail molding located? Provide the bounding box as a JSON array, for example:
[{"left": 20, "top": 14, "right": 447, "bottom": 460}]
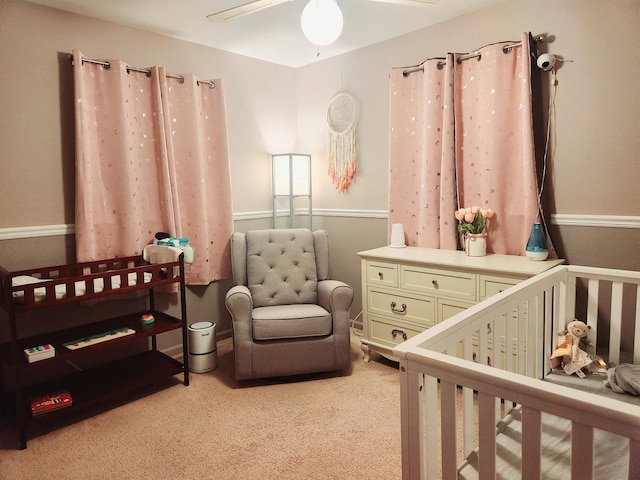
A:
[
  {"left": 1, "top": 213, "right": 638, "bottom": 240},
  {"left": 0, "top": 224, "right": 75, "bottom": 240},
  {"left": 550, "top": 214, "right": 640, "bottom": 229}
]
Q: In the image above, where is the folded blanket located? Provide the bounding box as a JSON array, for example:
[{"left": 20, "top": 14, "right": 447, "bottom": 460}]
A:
[
  {"left": 142, "top": 245, "right": 182, "bottom": 265},
  {"left": 605, "top": 364, "right": 640, "bottom": 395}
]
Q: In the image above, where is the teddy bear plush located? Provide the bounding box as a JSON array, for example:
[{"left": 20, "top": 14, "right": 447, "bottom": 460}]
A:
[{"left": 551, "top": 319, "right": 597, "bottom": 378}]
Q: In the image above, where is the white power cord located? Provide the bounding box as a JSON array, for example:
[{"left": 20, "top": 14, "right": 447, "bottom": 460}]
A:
[
  {"left": 350, "top": 311, "right": 363, "bottom": 336},
  {"left": 536, "top": 66, "right": 559, "bottom": 241}
]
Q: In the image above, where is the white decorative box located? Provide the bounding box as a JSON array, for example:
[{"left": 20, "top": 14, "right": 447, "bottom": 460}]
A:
[{"left": 24, "top": 344, "right": 55, "bottom": 363}]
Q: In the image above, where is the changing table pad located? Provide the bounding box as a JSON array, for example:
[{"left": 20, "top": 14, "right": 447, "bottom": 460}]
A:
[{"left": 12, "top": 272, "right": 152, "bottom": 304}]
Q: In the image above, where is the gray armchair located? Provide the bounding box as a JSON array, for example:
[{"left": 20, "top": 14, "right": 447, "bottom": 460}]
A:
[{"left": 225, "top": 229, "right": 354, "bottom": 380}]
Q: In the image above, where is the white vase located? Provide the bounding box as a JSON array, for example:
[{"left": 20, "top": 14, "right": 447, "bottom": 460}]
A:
[{"left": 465, "top": 233, "right": 487, "bottom": 257}]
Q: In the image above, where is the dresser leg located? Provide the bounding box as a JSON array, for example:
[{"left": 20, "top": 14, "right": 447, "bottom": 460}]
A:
[{"left": 361, "top": 342, "right": 371, "bottom": 362}]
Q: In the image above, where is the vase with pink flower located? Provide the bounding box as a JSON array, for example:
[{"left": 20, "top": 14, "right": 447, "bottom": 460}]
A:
[{"left": 455, "top": 205, "right": 495, "bottom": 257}]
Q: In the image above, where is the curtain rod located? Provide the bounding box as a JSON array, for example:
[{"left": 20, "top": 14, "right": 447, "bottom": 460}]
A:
[
  {"left": 66, "top": 54, "right": 216, "bottom": 89},
  {"left": 401, "top": 38, "right": 531, "bottom": 77}
]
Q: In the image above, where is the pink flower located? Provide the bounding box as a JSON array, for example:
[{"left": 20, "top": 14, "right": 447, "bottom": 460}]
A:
[
  {"left": 482, "top": 208, "right": 494, "bottom": 219},
  {"left": 455, "top": 202, "right": 495, "bottom": 235}
]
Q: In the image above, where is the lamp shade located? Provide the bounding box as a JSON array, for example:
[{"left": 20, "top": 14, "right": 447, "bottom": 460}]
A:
[
  {"left": 300, "top": 0, "right": 343, "bottom": 47},
  {"left": 272, "top": 154, "right": 311, "bottom": 196}
]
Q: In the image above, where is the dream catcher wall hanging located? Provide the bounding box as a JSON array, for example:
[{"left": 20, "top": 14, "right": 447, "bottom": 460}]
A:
[{"left": 326, "top": 93, "right": 357, "bottom": 192}]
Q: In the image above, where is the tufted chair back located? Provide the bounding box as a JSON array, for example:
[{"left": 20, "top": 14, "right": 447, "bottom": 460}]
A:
[{"left": 231, "top": 229, "right": 330, "bottom": 308}]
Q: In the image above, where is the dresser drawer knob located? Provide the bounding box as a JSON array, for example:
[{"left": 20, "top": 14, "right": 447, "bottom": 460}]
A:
[
  {"left": 432, "top": 279, "right": 438, "bottom": 288},
  {"left": 391, "top": 329, "right": 407, "bottom": 341},
  {"left": 390, "top": 301, "right": 407, "bottom": 314},
  {"left": 378, "top": 272, "right": 384, "bottom": 280}
]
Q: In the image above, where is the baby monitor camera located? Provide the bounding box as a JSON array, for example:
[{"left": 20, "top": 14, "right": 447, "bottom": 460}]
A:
[{"left": 536, "top": 53, "right": 556, "bottom": 71}]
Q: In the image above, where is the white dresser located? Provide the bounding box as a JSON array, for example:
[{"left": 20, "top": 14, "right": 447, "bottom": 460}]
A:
[{"left": 358, "top": 246, "right": 564, "bottom": 362}]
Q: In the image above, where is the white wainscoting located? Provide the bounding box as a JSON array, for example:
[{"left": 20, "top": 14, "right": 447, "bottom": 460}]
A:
[{"left": 1, "top": 212, "right": 638, "bottom": 240}]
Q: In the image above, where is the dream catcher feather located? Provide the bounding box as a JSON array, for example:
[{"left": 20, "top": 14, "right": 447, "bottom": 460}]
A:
[{"left": 327, "top": 93, "right": 357, "bottom": 192}]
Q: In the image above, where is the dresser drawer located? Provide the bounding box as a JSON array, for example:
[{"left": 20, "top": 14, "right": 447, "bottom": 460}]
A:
[
  {"left": 365, "top": 261, "right": 399, "bottom": 288},
  {"left": 400, "top": 265, "right": 477, "bottom": 301},
  {"left": 479, "top": 275, "right": 520, "bottom": 299},
  {"left": 367, "top": 288, "right": 436, "bottom": 327},
  {"left": 438, "top": 298, "right": 474, "bottom": 322},
  {"left": 368, "top": 315, "right": 423, "bottom": 348}
]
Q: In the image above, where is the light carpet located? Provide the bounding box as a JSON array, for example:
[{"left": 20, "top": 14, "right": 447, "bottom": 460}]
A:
[{"left": 0, "top": 331, "right": 402, "bottom": 479}]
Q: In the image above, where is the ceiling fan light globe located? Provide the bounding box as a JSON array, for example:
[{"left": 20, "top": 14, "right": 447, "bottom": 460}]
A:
[{"left": 301, "top": 0, "right": 344, "bottom": 47}]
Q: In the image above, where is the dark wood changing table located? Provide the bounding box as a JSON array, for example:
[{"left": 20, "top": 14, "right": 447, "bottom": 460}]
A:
[{"left": 0, "top": 254, "right": 189, "bottom": 449}]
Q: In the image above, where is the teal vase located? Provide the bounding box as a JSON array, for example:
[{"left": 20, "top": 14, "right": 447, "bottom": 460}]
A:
[{"left": 525, "top": 222, "right": 549, "bottom": 261}]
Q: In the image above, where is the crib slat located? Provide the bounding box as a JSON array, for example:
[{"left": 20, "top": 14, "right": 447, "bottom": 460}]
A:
[
  {"left": 440, "top": 380, "right": 457, "bottom": 478},
  {"left": 506, "top": 311, "right": 515, "bottom": 372},
  {"left": 562, "top": 273, "right": 576, "bottom": 328},
  {"left": 400, "top": 365, "right": 422, "bottom": 480},
  {"left": 571, "top": 422, "right": 593, "bottom": 479},
  {"left": 462, "top": 338, "right": 475, "bottom": 458},
  {"left": 521, "top": 406, "right": 541, "bottom": 480},
  {"left": 523, "top": 301, "right": 532, "bottom": 376},
  {"left": 425, "top": 375, "right": 439, "bottom": 480},
  {"left": 479, "top": 324, "right": 488, "bottom": 367},
  {"left": 543, "top": 285, "right": 556, "bottom": 377},
  {"left": 516, "top": 303, "right": 526, "bottom": 375},
  {"left": 462, "top": 387, "right": 474, "bottom": 458},
  {"left": 609, "top": 281, "right": 623, "bottom": 365},
  {"left": 586, "top": 278, "right": 599, "bottom": 339},
  {"left": 532, "top": 291, "right": 545, "bottom": 378},
  {"left": 490, "top": 318, "right": 500, "bottom": 370},
  {"left": 463, "top": 335, "right": 472, "bottom": 361},
  {"left": 478, "top": 392, "right": 496, "bottom": 479}
]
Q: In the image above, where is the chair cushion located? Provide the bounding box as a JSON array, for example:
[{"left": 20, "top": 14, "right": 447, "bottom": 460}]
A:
[
  {"left": 246, "top": 229, "right": 318, "bottom": 307},
  {"left": 252, "top": 304, "right": 332, "bottom": 340}
]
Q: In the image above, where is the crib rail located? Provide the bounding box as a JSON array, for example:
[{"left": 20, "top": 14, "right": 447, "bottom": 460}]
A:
[{"left": 394, "top": 265, "right": 640, "bottom": 480}]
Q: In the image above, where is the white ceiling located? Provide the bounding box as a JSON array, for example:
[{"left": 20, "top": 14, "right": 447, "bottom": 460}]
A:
[{"left": 27, "top": 0, "right": 505, "bottom": 68}]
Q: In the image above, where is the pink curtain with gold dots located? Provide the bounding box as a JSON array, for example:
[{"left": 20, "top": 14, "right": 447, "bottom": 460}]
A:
[
  {"left": 389, "top": 55, "right": 458, "bottom": 249},
  {"left": 389, "top": 33, "right": 549, "bottom": 256},
  {"left": 72, "top": 51, "right": 233, "bottom": 284}
]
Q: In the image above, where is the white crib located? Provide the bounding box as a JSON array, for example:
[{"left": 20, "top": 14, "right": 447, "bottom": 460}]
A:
[{"left": 393, "top": 264, "right": 640, "bottom": 480}]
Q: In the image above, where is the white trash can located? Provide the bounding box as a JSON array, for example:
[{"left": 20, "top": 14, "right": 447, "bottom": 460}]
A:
[{"left": 188, "top": 321, "right": 217, "bottom": 373}]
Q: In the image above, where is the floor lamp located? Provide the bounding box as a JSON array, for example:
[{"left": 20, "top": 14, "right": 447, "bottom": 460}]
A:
[{"left": 271, "top": 153, "right": 312, "bottom": 229}]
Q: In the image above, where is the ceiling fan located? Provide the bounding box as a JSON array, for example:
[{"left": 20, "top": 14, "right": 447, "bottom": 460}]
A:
[{"left": 206, "top": 0, "right": 439, "bottom": 22}]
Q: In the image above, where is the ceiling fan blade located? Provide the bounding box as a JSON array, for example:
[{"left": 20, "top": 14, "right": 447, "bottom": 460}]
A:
[
  {"left": 369, "top": 0, "right": 438, "bottom": 6},
  {"left": 206, "top": 0, "right": 289, "bottom": 22}
]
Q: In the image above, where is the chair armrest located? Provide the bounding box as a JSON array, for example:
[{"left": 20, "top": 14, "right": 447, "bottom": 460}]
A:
[
  {"left": 225, "top": 285, "right": 254, "bottom": 379},
  {"left": 225, "top": 285, "right": 253, "bottom": 321},
  {"left": 319, "top": 280, "right": 353, "bottom": 366},
  {"left": 318, "top": 280, "right": 354, "bottom": 314}
]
